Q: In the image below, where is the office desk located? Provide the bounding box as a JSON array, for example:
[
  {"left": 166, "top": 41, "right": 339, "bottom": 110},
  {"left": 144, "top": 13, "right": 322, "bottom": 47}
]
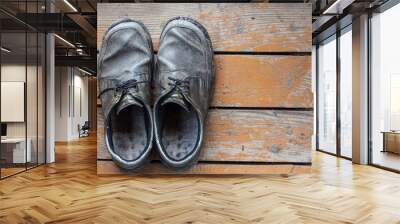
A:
[
  {"left": 382, "top": 131, "right": 400, "bottom": 155},
  {"left": 1, "top": 138, "right": 31, "bottom": 163}
]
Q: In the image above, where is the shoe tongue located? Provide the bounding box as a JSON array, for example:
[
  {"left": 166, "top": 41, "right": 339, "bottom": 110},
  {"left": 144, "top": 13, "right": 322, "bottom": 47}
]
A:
[
  {"left": 161, "top": 93, "right": 190, "bottom": 112},
  {"left": 116, "top": 94, "right": 143, "bottom": 115}
]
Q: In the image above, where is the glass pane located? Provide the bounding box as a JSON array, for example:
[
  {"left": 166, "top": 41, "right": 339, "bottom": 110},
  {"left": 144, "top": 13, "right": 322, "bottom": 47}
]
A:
[
  {"left": 27, "top": 31, "right": 38, "bottom": 169},
  {"left": 26, "top": 0, "right": 39, "bottom": 169},
  {"left": 0, "top": 1, "right": 46, "bottom": 178},
  {"left": 38, "top": 32, "right": 45, "bottom": 165},
  {"left": 1, "top": 30, "right": 27, "bottom": 177},
  {"left": 318, "top": 36, "right": 337, "bottom": 154},
  {"left": 371, "top": 4, "right": 400, "bottom": 171},
  {"left": 340, "top": 28, "right": 352, "bottom": 158}
]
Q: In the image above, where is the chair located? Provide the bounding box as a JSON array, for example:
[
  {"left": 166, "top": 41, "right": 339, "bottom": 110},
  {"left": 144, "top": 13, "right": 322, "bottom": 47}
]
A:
[{"left": 78, "top": 121, "right": 90, "bottom": 138}]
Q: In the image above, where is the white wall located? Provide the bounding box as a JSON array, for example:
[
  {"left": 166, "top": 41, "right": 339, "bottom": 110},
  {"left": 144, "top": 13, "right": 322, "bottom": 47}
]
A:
[
  {"left": 54, "top": 67, "right": 89, "bottom": 141},
  {"left": 1, "top": 63, "right": 46, "bottom": 164},
  {"left": 1, "top": 65, "right": 34, "bottom": 138},
  {"left": 55, "top": 66, "right": 69, "bottom": 141},
  {"left": 71, "top": 73, "right": 89, "bottom": 138},
  {"left": 1, "top": 65, "right": 26, "bottom": 140}
]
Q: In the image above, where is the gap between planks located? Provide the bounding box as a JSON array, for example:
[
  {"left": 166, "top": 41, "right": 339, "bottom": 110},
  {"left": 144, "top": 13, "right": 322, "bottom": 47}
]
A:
[{"left": 97, "top": 160, "right": 311, "bottom": 175}]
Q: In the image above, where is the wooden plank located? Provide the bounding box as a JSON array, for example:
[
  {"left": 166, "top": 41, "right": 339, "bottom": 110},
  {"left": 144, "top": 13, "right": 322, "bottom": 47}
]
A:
[
  {"left": 212, "top": 55, "right": 311, "bottom": 108},
  {"left": 97, "top": 3, "right": 311, "bottom": 52},
  {"left": 97, "top": 160, "right": 311, "bottom": 175},
  {"left": 98, "top": 109, "right": 313, "bottom": 163},
  {"left": 96, "top": 55, "right": 312, "bottom": 108},
  {"left": 97, "top": 107, "right": 105, "bottom": 159}
]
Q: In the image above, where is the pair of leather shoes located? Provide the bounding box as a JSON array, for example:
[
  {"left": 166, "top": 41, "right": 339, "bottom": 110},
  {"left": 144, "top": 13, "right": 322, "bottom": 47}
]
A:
[{"left": 98, "top": 17, "right": 215, "bottom": 170}]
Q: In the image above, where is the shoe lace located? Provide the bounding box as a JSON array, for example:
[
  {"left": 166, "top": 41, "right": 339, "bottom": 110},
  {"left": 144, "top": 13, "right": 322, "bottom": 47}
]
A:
[
  {"left": 167, "top": 76, "right": 200, "bottom": 95},
  {"left": 98, "top": 79, "right": 149, "bottom": 99}
]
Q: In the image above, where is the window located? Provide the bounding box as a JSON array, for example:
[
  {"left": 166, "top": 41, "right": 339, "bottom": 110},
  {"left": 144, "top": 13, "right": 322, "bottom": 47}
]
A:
[
  {"left": 0, "top": 1, "right": 47, "bottom": 179},
  {"left": 370, "top": 3, "right": 400, "bottom": 171},
  {"left": 339, "top": 26, "right": 352, "bottom": 158},
  {"left": 317, "top": 35, "right": 337, "bottom": 154},
  {"left": 316, "top": 24, "right": 353, "bottom": 159}
]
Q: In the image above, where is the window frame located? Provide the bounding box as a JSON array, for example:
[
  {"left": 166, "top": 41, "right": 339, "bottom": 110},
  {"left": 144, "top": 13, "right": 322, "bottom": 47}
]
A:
[{"left": 315, "top": 23, "right": 353, "bottom": 161}]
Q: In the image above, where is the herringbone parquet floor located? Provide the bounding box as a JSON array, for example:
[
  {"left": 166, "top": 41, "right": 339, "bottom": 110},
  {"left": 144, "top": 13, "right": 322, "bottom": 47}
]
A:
[{"left": 1, "top": 135, "right": 400, "bottom": 224}]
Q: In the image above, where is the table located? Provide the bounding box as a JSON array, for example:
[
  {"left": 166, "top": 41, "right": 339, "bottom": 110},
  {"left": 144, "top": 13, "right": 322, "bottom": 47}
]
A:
[
  {"left": 1, "top": 138, "right": 31, "bottom": 163},
  {"left": 382, "top": 131, "right": 400, "bottom": 154}
]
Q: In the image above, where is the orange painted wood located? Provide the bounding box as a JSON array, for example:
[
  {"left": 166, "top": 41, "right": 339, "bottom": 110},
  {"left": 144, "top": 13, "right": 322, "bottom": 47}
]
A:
[
  {"left": 97, "top": 161, "right": 311, "bottom": 175},
  {"left": 97, "top": 109, "right": 106, "bottom": 160},
  {"left": 96, "top": 55, "right": 312, "bottom": 108},
  {"left": 98, "top": 108, "right": 313, "bottom": 163},
  {"left": 97, "top": 3, "right": 311, "bottom": 52},
  {"left": 212, "top": 55, "right": 312, "bottom": 108}
]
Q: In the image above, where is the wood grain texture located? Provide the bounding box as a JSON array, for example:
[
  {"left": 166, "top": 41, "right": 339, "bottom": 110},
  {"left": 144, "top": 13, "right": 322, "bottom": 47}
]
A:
[
  {"left": 96, "top": 3, "right": 312, "bottom": 174},
  {"left": 96, "top": 55, "right": 312, "bottom": 108},
  {"left": 212, "top": 55, "right": 312, "bottom": 107},
  {"left": 97, "top": 108, "right": 105, "bottom": 159},
  {"left": 97, "top": 161, "right": 310, "bottom": 175},
  {"left": 97, "top": 3, "right": 311, "bottom": 52},
  {"left": 3, "top": 137, "right": 400, "bottom": 223},
  {"left": 97, "top": 108, "right": 313, "bottom": 163}
]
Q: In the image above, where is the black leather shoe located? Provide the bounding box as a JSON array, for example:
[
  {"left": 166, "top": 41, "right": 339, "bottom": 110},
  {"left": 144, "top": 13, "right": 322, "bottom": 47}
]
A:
[
  {"left": 98, "top": 18, "right": 154, "bottom": 170},
  {"left": 153, "top": 17, "right": 215, "bottom": 169}
]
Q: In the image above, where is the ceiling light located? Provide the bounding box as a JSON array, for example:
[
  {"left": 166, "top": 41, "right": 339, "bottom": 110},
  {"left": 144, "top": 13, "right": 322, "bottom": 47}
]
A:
[
  {"left": 323, "top": 0, "right": 355, "bottom": 15},
  {"left": 78, "top": 67, "right": 92, "bottom": 76},
  {"left": 1, "top": 47, "right": 11, "bottom": 53},
  {"left": 63, "top": 0, "right": 78, "bottom": 12},
  {"left": 54, "top": 34, "right": 75, "bottom": 48}
]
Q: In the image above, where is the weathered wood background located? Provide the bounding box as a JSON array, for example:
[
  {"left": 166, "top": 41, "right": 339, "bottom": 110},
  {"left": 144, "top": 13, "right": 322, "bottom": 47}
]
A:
[{"left": 97, "top": 3, "right": 313, "bottom": 175}]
